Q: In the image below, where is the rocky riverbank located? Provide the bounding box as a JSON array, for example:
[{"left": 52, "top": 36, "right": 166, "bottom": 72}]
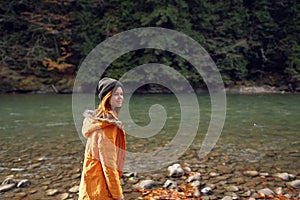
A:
[
  {"left": 0, "top": 65, "right": 299, "bottom": 95},
  {"left": 128, "top": 163, "right": 300, "bottom": 199},
  {"left": 0, "top": 139, "right": 299, "bottom": 200}
]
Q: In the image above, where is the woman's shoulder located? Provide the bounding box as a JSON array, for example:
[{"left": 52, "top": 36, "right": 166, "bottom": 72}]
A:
[
  {"left": 83, "top": 109, "right": 123, "bottom": 130},
  {"left": 83, "top": 109, "right": 97, "bottom": 119}
]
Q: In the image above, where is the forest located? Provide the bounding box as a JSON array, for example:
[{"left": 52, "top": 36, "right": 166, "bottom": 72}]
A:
[{"left": 0, "top": 0, "right": 299, "bottom": 93}]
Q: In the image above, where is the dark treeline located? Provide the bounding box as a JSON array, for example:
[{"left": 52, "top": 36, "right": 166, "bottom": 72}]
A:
[{"left": 0, "top": 0, "right": 299, "bottom": 93}]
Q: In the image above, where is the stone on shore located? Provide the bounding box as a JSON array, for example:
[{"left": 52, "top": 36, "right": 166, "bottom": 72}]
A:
[
  {"left": 190, "top": 180, "right": 201, "bottom": 188},
  {"left": 275, "top": 187, "right": 284, "bottom": 195},
  {"left": 226, "top": 185, "right": 239, "bottom": 192},
  {"left": 201, "top": 187, "right": 212, "bottom": 195},
  {"left": 69, "top": 185, "right": 79, "bottom": 193},
  {"left": 259, "top": 172, "right": 269, "bottom": 177},
  {"left": 194, "top": 188, "right": 201, "bottom": 197},
  {"left": 167, "top": 164, "right": 184, "bottom": 177},
  {"left": 2, "top": 177, "right": 16, "bottom": 185},
  {"left": 286, "top": 180, "right": 300, "bottom": 189},
  {"left": 28, "top": 189, "right": 37, "bottom": 194},
  {"left": 209, "top": 172, "right": 219, "bottom": 177},
  {"left": 27, "top": 162, "right": 42, "bottom": 170},
  {"left": 274, "top": 172, "right": 290, "bottom": 181},
  {"left": 17, "top": 179, "right": 30, "bottom": 188},
  {"left": 217, "top": 166, "right": 233, "bottom": 174},
  {"left": 16, "top": 192, "right": 27, "bottom": 198},
  {"left": 46, "top": 189, "right": 59, "bottom": 196},
  {"left": 258, "top": 188, "right": 274, "bottom": 196},
  {"left": 163, "top": 180, "right": 177, "bottom": 189},
  {"left": 11, "top": 168, "right": 26, "bottom": 172},
  {"left": 57, "top": 192, "right": 69, "bottom": 200},
  {"left": 134, "top": 180, "right": 155, "bottom": 189},
  {"left": 0, "top": 183, "right": 16, "bottom": 192},
  {"left": 123, "top": 172, "right": 137, "bottom": 178},
  {"left": 187, "top": 172, "right": 201, "bottom": 182},
  {"left": 243, "top": 170, "right": 259, "bottom": 177},
  {"left": 222, "top": 196, "right": 232, "bottom": 200}
]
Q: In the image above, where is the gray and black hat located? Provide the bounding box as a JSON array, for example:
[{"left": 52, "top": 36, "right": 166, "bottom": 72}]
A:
[{"left": 97, "top": 77, "right": 124, "bottom": 100}]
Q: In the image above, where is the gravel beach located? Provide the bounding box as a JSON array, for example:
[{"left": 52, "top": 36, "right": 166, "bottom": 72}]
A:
[{"left": 0, "top": 139, "right": 299, "bottom": 200}]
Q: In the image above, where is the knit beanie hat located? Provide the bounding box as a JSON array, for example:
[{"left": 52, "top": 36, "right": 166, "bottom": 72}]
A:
[{"left": 97, "top": 77, "right": 124, "bottom": 100}]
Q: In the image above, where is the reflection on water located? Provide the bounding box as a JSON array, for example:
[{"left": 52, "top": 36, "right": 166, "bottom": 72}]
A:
[{"left": 0, "top": 93, "right": 299, "bottom": 171}]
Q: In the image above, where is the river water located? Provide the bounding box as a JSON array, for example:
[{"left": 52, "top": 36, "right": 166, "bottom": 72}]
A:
[
  {"left": 1, "top": 94, "right": 299, "bottom": 167},
  {"left": 0, "top": 93, "right": 299, "bottom": 198}
]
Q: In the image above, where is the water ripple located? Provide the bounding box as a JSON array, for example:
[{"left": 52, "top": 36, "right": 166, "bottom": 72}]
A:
[{"left": 46, "top": 122, "right": 69, "bottom": 127}]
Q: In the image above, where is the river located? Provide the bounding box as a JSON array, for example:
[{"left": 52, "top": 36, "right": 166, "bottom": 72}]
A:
[{"left": 0, "top": 93, "right": 299, "bottom": 199}]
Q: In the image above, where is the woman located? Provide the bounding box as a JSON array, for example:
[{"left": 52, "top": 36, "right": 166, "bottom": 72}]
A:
[{"left": 78, "top": 78, "right": 126, "bottom": 200}]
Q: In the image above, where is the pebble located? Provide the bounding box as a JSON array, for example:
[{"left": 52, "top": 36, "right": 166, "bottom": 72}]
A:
[
  {"left": 284, "top": 194, "right": 292, "bottom": 198},
  {"left": 230, "top": 177, "right": 245, "bottom": 184},
  {"left": 183, "top": 166, "right": 191, "bottom": 173},
  {"left": 209, "top": 172, "right": 219, "bottom": 177},
  {"left": 71, "top": 173, "right": 81, "bottom": 179},
  {"left": 206, "top": 183, "right": 216, "bottom": 190},
  {"left": 123, "top": 172, "right": 137, "bottom": 178},
  {"left": 274, "top": 187, "right": 284, "bottom": 195},
  {"left": 42, "top": 180, "right": 52, "bottom": 185},
  {"left": 259, "top": 172, "right": 269, "bottom": 177},
  {"left": 16, "top": 192, "right": 27, "bottom": 198},
  {"left": 190, "top": 180, "right": 201, "bottom": 187},
  {"left": 288, "top": 173, "right": 296, "bottom": 179},
  {"left": 241, "top": 190, "right": 251, "bottom": 197},
  {"left": 27, "top": 162, "right": 42, "bottom": 170},
  {"left": 2, "top": 177, "right": 16, "bottom": 185},
  {"left": 201, "top": 187, "right": 212, "bottom": 195},
  {"left": 163, "top": 180, "right": 177, "bottom": 189},
  {"left": 0, "top": 167, "right": 9, "bottom": 171},
  {"left": 11, "top": 168, "right": 26, "bottom": 172},
  {"left": 57, "top": 192, "right": 69, "bottom": 200},
  {"left": 250, "top": 193, "right": 259, "bottom": 198},
  {"left": 17, "top": 179, "right": 30, "bottom": 188},
  {"left": 134, "top": 180, "right": 155, "bottom": 189},
  {"left": 0, "top": 183, "right": 16, "bottom": 192},
  {"left": 187, "top": 172, "right": 201, "bottom": 182},
  {"left": 232, "top": 195, "right": 239, "bottom": 200},
  {"left": 46, "top": 188, "right": 59, "bottom": 196},
  {"left": 36, "top": 156, "right": 48, "bottom": 161},
  {"left": 194, "top": 188, "right": 201, "bottom": 197},
  {"left": 286, "top": 179, "right": 300, "bottom": 189},
  {"left": 69, "top": 185, "right": 79, "bottom": 193},
  {"left": 127, "top": 177, "right": 138, "bottom": 184},
  {"left": 42, "top": 185, "right": 49, "bottom": 190},
  {"left": 214, "top": 175, "right": 229, "bottom": 182},
  {"left": 226, "top": 185, "right": 239, "bottom": 192},
  {"left": 52, "top": 182, "right": 63, "bottom": 188},
  {"left": 258, "top": 188, "right": 274, "bottom": 196},
  {"left": 222, "top": 196, "right": 232, "bottom": 200},
  {"left": 274, "top": 172, "right": 289, "bottom": 181},
  {"left": 167, "top": 164, "right": 184, "bottom": 177},
  {"left": 217, "top": 166, "right": 233, "bottom": 174},
  {"left": 28, "top": 189, "right": 37, "bottom": 194},
  {"left": 243, "top": 170, "right": 259, "bottom": 177}
]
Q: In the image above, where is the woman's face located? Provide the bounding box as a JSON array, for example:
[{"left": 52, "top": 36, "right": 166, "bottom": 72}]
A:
[{"left": 109, "top": 86, "right": 123, "bottom": 109}]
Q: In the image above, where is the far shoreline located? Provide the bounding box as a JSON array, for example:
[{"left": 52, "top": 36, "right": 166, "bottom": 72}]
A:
[{"left": 0, "top": 84, "right": 299, "bottom": 95}]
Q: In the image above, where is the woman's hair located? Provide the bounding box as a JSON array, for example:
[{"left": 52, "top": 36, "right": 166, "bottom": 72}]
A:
[{"left": 95, "top": 91, "right": 113, "bottom": 118}]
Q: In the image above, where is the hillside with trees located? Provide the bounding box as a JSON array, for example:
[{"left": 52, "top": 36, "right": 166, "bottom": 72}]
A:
[{"left": 0, "top": 0, "right": 299, "bottom": 93}]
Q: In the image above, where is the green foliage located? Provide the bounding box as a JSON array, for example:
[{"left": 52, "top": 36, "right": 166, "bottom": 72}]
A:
[{"left": 0, "top": 0, "right": 299, "bottom": 92}]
